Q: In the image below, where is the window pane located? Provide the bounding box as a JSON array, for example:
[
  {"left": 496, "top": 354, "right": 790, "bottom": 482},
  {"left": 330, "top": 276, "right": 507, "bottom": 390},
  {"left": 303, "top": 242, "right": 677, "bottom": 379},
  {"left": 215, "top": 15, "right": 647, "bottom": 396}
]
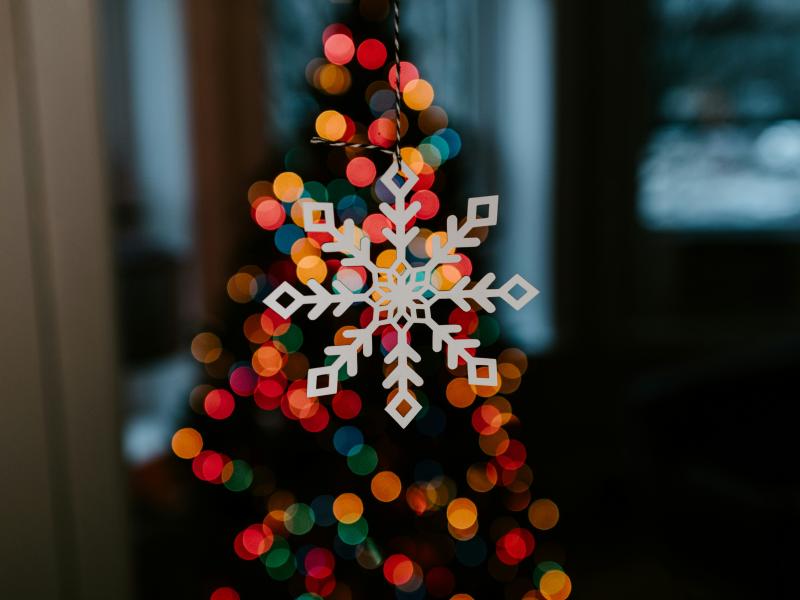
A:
[{"left": 639, "top": 0, "right": 800, "bottom": 230}]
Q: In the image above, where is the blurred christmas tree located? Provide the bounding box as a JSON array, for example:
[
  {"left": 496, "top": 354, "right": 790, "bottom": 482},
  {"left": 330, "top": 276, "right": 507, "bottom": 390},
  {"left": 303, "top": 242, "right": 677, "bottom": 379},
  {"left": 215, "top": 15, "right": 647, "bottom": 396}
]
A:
[{"left": 138, "top": 2, "right": 569, "bottom": 598}]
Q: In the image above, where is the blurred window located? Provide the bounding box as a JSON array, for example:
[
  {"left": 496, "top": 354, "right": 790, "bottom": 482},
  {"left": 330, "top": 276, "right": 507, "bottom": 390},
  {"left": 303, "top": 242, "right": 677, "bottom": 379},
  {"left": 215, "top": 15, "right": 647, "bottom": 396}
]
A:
[
  {"left": 639, "top": 0, "right": 800, "bottom": 231},
  {"left": 271, "top": 0, "right": 555, "bottom": 352}
]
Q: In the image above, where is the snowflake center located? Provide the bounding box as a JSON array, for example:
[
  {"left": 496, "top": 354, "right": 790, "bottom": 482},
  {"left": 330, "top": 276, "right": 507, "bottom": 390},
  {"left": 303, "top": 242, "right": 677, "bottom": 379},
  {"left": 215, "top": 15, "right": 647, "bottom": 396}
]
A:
[
  {"left": 370, "top": 266, "right": 432, "bottom": 329},
  {"left": 384, "top": 276, "right": 419, "bottom": 310}
]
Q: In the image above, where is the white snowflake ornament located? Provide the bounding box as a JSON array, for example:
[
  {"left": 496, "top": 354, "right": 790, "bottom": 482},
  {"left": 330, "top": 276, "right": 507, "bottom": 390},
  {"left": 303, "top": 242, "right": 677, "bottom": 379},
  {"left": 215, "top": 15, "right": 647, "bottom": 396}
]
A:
[{"left": 264, "top": 161, "right": 539, "bottom": 427}]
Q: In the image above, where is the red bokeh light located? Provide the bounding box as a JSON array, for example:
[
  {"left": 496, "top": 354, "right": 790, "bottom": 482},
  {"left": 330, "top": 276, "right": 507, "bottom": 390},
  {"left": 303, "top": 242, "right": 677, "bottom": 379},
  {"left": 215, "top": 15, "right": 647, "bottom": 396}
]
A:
[{"left": 357, "top": 39, "right": 387, "bottom": 70}]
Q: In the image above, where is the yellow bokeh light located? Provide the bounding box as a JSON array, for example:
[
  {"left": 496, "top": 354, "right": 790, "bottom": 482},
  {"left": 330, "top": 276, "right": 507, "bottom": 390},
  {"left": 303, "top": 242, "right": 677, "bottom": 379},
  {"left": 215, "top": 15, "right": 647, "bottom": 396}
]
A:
[
  {"left": 376, "top": 249, "right": 397, "bottom": 268},
  {"left": 446, "top": 378, "right": 476, "bottom": 408},
  {"left": 227, "top": 272, "right": 257, "bottom": 303},
  {"left": 315, "top": 109, "right": 347, "bottom": 141},
  {"left": 333, "top": 492, "right": 364, "bottom": 524},
  {"left": 273, "top": 171, "right": 304, "bottom": 202},
  {"left": 529, "top": 498, "right": 560, "bottom": 531},
  {"left": 446, "top": 497, "right": 478, "bottom": 530},
  {"left": 290, "top": 237, "right": 321, "bottom": 264},
  {"left": 403, "top": 79, "right": 434, "bottom": 111},
  {"left": 190, "top": 332, "right": 222, "bottom": 364},
  {"left": 540, "top": 570, "right": 572, "bottom": 600},
  {"left": 252, "top": 345, "right": 284, "bottom": 377},
  {"left": 466, "top": 462, "right": 497, "bottom": 493},
  {"left": 399, "top": 146, "right": 425, "bottom": 174},
  {"left": 296, "top": 255, "right": 327, "bottom": 284},
  {"left": 316, "top": 63, "right": 352, "bottom": 94},
  {"left": 370, "top": 471, "right": 402, "bottom": 503},
  {"left": 171, "top": 427, "right": 203, "bottom": 459}
]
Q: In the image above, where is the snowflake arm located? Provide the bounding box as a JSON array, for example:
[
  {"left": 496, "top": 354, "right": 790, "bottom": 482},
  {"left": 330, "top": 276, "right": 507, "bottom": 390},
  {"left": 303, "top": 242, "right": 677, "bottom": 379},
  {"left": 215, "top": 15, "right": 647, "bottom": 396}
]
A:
[
  {"left": 433, "top": 273, "right": 540, "bottom": 313},
  {"left": 425, "top": 194, "right": 540, "bottom": 312},
  {"left": 426, "top": 317, "right": 498, "bottom": 385},
  {"left": 426, "top": 195, "right": 497, "bottom": 267},
  {"left": 382, "top": 334, "right": 424, "bottom": 427},
  {"left": 306, "top": 319, "right": 381, "bottom": 396},
  {"left": 303, "top": 201, "right": 377, "bottom": 274},
  {"left": 377, "top": 160, "right": 423, "bottom": 259},
  {"left": 263, "top": 279, "right": 372, "bottom": 320}
]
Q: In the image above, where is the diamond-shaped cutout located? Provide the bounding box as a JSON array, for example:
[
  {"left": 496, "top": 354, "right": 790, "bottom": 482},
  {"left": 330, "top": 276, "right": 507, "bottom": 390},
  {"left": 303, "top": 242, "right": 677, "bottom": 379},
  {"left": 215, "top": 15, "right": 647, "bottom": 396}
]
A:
[
  {"left": 373, "top": 305, "right": 396, "bottom": 324},
  {"left": 303, "top": 201, "right": 335, "bottom": 233},
  {"left": 467, "top": 357, "right": 498, "bottom": 387},
  {"left": 308, "top": 365, "right": 339, "bottom": 396},
  {"left": 393, "top": 313, "right": 410, "bottom": 331},
  {"left": 404, "top": 302, "right": 429, "bottom": 323},
  {"left": 499, "top": 274, "right": 539, "bottom": 310},
  {"left": 263, "top": 281, "right": 304, "bottom": 318},
  {"left": 370, "top": 284, "right": 392, "bottom": 307},
  {"left": 466, "top": 195, "right": 498, "bottom": 228},
  {"left": 379, "top": 160, "right": 418, "bottom": 199},
  {"left": 376, "top": 268, "right": 398, "bottom": 284},
  {"left": 406, "top": 269, "right": 429, "bottom": 293},
  {"left": 385, "top": 390, "right": 422, "bottom": 428}
]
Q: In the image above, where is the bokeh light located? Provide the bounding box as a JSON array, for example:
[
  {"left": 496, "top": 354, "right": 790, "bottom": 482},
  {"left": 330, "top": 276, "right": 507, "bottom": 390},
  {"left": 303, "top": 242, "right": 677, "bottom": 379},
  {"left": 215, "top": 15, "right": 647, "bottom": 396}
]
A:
[
  {"left": 274, "top": 172, "right": 304, "bottom": 202},
  {"left": 191, "top": 332, "right": 223, "bottom": 363},
  {"left": 315, "top": 110, "right": 348, "bottom": 141},
  {"left": 345, "top": 156, "right": 377, "bottom": 187},
  {"left": 204, "top": 389, "right": 235, "bottom": 420},
  {"left": 210, "top": 587, "right": 239, "bottom": 600},
  {"left": 171, "top": 427, "right": 203, "bottom": 459},
  {"left": 357, "top": 39, "right": 387, "bottom": 70},
  {"left": 403, "top": 79, "right": 434, "bottom": 111},
  {"left": 333, "top": 493, "right": 364, "bottom": 524},
  {"left": 370, "top": 470, "right": 402, "bottom": 502},
  {"left": 387, "top": 60, "right": 419, "bottom": 92},
  {"left": 447, "top": 498, "right": 478, "bottom": 530},
  {"left": 324, "top": 33, "right": 355, "bottom": 66},
  {"left": 539, "top": 570, "right": 572, "bottom": 600},
  {"left": 529, "top": 499, "right": 560, "bottom": 531}
]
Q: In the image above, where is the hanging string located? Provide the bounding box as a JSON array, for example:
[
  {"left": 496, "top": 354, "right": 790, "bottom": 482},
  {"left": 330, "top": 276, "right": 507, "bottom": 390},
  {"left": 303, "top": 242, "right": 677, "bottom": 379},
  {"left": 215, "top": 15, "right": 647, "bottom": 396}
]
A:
[
  {"left": 309, "top": 0, "right": 403, "bottom": 169},
  {"left": 309, "top": 138, "right": 395, "bottom": 154},
  {"left": 391, "top": 0, "right": 402, "bottom": 168}
]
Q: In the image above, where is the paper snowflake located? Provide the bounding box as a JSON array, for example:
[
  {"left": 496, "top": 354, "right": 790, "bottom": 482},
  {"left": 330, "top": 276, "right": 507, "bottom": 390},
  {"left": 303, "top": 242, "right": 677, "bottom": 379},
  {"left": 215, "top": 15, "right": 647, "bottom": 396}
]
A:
[{"left": 264, "top": 161, "right": 538, "bottom": 427}]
